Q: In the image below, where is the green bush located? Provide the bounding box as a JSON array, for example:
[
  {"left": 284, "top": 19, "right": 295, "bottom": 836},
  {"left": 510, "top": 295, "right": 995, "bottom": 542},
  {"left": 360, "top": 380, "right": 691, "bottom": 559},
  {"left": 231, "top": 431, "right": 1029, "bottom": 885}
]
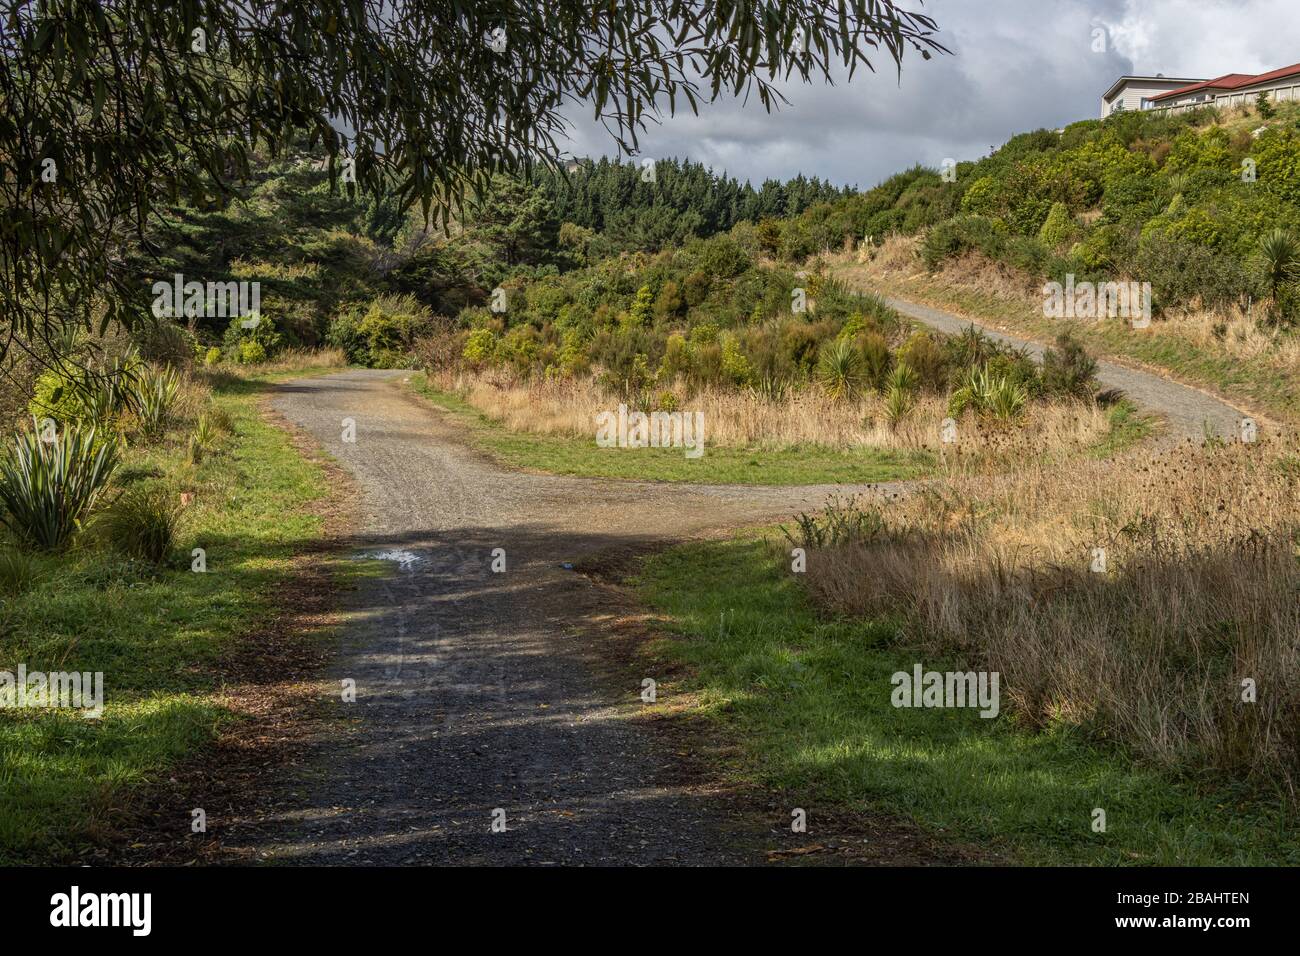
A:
[
  {"left": 1134, "top": 233, "right": 1254, "bottom": 310},
  {"left": 132, "top": 366, "right": 181, "bottom": 442},
  {"left": 133, "top": 321, "right": 197, "bottom": 367},
  {"left": 0, "top": 547, "right": 39, "bottom": 596},
  {"left": 816, "top": 339, "right": 864, "bottom": 401},
  {"left": 1041, "top": 332, "right": 1099, "bottom": 399},
  {"left": 102, "top": 484, "right": 183, "bottom": 565},
  {"left": 28, "top": 356, "right": 140, "bottom": 430},
  {"left": 896, "top": 331, "right": 950, "bottom": 391},
  {"left": 28, "top": 368, "right": 85, "bottom": 426},
  {"left": 462, "top": 328, "right": 496, "bottom": 366},
  {"left": 857, "top": 332, "right": 893, "bottom": 391},
  {"left": 720, "top": 333, "right": 754, "bottom": 386},
  {"left": 222, "top": 313, "right": 282, "bottom": 362},
  {"left": 922, "top": 215, "right": 1004, "bottom": 270},
  {"left": 0, "top": 422, "right": 120, "bottom": 551},
  {"left": 695, "top": 234, "right": 752, "bottom": 277},
  {"left": 1037, "top": 201, "right": 1075, "bottom": 248},
  {"left": 238, "top": 340, "right": 268, "bottom": 364},
  {"left": 328, "top": 294, "right": 432, "bottom": 368}
]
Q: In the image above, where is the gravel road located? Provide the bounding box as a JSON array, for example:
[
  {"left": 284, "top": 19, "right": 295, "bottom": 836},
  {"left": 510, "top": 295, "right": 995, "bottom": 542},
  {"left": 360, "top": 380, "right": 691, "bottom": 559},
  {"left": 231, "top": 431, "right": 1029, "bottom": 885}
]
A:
[
  {"left": 230, "top": 369, "right": 898, "bottom": 865},
  {"left": 228, "top": 290, "right": 1248, "bottom": 865},
  {"left": 880, "top": 295, "right": 1248, "bottom": 442}
]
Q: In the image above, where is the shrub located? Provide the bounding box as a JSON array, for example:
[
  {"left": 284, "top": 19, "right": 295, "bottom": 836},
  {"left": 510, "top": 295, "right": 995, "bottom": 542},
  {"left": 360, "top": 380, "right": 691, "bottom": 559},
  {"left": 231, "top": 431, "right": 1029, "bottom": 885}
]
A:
[
  {"left": 778, "top": 219, "right": 817, "bottom": 261},
  {"left": 355, "top": 293, "right": 434, "bottom": 368},
  {"left": 133, "top": 366, "right": 182, "bottom": 441},
  {"left": 816, "top": 339, "right": 864, "bottom": 401},
  {"left": 103, "top": 485, "right": 183, "bottom": 565},
  {"left": 29, "top": 367, "right": 85, "bottom": 426},
  {"left": 29, "top": 354, "right": 142, "bottom": 429},
  {"left": 682, "top": 270, "right": 712, "bottom": 306},
  {"left": 203, "top": 347, "right": 222, "bottom": 367},
  {"left": 1037, "top": 201, "right": 1075, "bottom": 249},
  {"left": 1041, "top": 332, "right": 1099, "bottom": 399},
  {"left": 948, "top": 367, "right": 1028, "bottom": 423},
  {"left": 0, "top": 422, "right": 120, "bottom": 551},
  {"left": 720, "top": 334, "right": 754, "bottom": 386},
  {"left": 695, "top": 234, "right": 752, "bottom": 277},
  {"left": 1134, "top": 233, "right": 1253, "bottom": 310},
  {"left": 133, "top": 320, "right": 197, "bottom": 368},
  {"left": 462, "top": 328, "right": 496, "bottom": 366},
  {"left": 896, "top": 331, "right": 950, "bottom": 391},
  {"left": 0, "top": 547, "right": 39, "bottom": 596},
  {"left": 921, "top": 214, "right": 1004, "bottom": 270},
  {"left": 238, "top": 340, "right": 267, "bottom": 364},
  {"left": 325, "top": 308, "right": 366, "bottom": 364},
  {"left": 618, "top": 285, "right": 654, "bottom": 332},
  {"left": 653, "top": 280, "right": 684, "bottom": 321},
  {"left": 222, "top": 313, "right": 282, "bottom": 362},
  {"left": 884, "top": 384, "right": 914, "bottom": 431},
  {"left": 326, "top": 293, "right": 434, "bottom": 368},
  {"left": 858, "top": 332, "right": 893, "bottom": 391}
]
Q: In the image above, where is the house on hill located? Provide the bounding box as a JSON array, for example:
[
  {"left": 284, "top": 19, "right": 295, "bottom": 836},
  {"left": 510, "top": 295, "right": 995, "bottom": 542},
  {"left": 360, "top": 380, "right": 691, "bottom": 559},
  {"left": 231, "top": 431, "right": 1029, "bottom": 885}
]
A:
[
  {"left": 1101, "top": 74, "right": 1206, "bottom": 117},
  {"left": 1102, "top": 62, "right": 1300, "bottom": 117}
]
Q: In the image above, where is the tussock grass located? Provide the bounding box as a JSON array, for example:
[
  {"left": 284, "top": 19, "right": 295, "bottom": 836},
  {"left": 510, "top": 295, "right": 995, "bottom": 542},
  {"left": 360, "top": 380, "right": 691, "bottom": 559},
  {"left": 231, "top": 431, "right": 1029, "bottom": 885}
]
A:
[{"left": 798, "top": 435, "right": 1300, "bottom": 796}]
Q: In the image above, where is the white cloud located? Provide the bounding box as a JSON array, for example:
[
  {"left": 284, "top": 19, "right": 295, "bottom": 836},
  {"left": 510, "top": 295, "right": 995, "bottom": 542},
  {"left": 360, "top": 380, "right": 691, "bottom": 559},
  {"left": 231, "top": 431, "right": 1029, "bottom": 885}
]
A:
[{"left": 557, "top": 0, "right": 1300, "bottom": 188}]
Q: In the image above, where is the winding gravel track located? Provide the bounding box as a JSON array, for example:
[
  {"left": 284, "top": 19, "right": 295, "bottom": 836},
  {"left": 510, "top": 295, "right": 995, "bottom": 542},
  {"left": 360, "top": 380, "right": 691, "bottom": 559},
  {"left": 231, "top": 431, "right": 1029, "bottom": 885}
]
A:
[
  {"left": 233, "top": 292, "right": 1247, "bottom": 865},
  {"left": 879, "top": 295, "right": 1247, "bottom": 443}
]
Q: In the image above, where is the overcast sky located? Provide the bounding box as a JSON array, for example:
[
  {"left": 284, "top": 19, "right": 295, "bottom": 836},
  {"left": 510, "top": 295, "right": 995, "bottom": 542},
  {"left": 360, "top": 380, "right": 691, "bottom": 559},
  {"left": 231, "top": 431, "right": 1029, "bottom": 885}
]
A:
[{"left": 558, "top": 0, "right": 1300, "bottom": 189}]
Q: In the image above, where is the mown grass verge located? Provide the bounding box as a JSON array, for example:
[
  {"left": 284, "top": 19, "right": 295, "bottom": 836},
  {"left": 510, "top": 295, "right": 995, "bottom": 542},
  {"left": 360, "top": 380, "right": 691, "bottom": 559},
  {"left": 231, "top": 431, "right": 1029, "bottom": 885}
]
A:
[
  {"left": 0, "top": 363, "right": 342, "bottom": 862},
  {"left": 633, "top": 535, "right": 1300, "bottom": 865}
]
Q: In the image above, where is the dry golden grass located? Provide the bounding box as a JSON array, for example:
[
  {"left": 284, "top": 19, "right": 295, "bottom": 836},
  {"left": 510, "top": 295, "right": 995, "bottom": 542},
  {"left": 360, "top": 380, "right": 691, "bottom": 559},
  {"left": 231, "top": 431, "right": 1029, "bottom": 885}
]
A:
[
  {"left": 250, "top": 347, "right": 348, "bottom": 374},
  {"left": 797, "top": 435, "right": 1300, "bottom": 793},
  {"left": 428, "top": 366, "right": 1117, "bottom": 473}
]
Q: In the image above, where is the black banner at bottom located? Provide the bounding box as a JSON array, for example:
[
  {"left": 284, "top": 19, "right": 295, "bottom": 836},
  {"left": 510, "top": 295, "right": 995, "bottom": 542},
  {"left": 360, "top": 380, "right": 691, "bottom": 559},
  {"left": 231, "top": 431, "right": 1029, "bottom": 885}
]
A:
[{"left": 5, "top": 865, "right": 1275, "bottom": 940}]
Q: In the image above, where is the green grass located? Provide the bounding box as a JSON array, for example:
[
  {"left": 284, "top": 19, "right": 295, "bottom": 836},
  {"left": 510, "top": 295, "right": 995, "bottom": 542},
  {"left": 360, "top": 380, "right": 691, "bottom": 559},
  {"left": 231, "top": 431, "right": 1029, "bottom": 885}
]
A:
[
  {"left": 634, "top": 535, "right": 1300, "bottom": 865},
  {"left": 0, "top": 366, "right": 341, "bottom": 862},
  {"left": 407, "top": 374, "right": 935, "bottom": 485},
  {"left": 1088, "top": 400, "right": 1157, "bottom": 458}
]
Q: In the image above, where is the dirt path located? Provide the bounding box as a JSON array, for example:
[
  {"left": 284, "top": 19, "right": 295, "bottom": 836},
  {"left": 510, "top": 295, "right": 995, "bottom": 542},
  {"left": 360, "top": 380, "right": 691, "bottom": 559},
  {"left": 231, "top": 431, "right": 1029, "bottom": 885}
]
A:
[
  {"left": 873, "top": 293, "right": 1249, "bottom": 443},
  {"left": 220, "top": 279, "right": 1252, "bottom": 865},
  {"left": 221, "top": 370, "right": 908, "bottom": 865}
]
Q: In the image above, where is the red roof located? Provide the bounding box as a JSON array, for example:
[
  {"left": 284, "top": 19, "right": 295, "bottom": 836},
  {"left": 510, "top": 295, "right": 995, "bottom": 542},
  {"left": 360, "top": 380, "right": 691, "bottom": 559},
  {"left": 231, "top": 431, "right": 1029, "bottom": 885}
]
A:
[{"left": 1152, "top": 63, "right": 1300, "bottom": 102}]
